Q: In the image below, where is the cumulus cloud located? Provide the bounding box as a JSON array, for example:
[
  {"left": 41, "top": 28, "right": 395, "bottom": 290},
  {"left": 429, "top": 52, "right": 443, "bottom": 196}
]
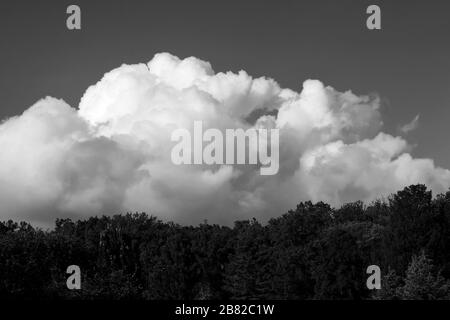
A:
[
  {"left": 399, "top": 114, "right": 420, "bottom": 134},
  {"left": 0, "top": 52, "right": 449, "bottom": 226}
]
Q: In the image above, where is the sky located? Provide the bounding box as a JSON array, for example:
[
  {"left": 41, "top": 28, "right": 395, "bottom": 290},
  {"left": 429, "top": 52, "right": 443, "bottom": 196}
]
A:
[{"left": 0, "top": 0, "right": 449, "bottom": 226}]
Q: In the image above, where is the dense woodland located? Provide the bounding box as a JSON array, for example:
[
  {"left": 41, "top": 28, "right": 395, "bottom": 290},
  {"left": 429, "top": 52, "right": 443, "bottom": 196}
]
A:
[{"left": 0, "top": 184, "right": 449, "bottom": 300}]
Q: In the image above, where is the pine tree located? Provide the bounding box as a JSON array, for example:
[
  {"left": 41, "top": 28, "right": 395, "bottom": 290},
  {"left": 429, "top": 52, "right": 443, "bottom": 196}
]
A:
[{"left": 397, "top": 252, "right": 450, "bottom": 300}]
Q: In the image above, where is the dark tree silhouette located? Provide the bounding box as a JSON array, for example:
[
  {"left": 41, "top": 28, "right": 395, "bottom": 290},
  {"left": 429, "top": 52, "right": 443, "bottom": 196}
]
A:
[{"left": 0, "top": 184, "right": 449, "bottom": 300}]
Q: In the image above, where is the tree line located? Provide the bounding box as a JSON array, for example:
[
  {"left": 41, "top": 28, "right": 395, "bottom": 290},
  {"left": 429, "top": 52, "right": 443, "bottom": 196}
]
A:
[{"left": 0, "top": 184, "right": 449, "bottom": 299}]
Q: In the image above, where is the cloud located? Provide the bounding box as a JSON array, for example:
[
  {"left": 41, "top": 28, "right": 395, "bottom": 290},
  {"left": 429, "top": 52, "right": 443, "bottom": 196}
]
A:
[
  {"left": 0, "top": 53, "right": 449, "bottom": 226},
  {"left": 399, "top": 114, "right": 420, "bottom": 133}
]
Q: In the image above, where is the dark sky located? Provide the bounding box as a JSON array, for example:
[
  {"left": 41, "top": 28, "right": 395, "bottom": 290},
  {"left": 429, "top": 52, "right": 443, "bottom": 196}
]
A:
[{"left": 1, "top": 0, "right": 449, "bottom": 166}]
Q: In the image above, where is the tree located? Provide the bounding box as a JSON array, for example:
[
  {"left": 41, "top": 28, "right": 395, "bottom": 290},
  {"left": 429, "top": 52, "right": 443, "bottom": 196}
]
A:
[
  {"left": 1, "top": 185, "right": 449, "bottom": 300},
  {"left": 372, "top": 268, "right": 402, "bottom": 300},
  {"left": 396, "top": 252, "right": 450, "bottom": 300},
  {"left": 384, "top": 184, "right": 434, "bottom": 272},
  {"left": 309, "top": 227, "right": 366, "bottom": 299}
]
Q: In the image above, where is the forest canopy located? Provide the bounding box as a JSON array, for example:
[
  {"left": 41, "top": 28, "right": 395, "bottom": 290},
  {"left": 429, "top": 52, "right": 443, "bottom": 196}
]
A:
[{"left": 0, "top": 184, "right": 449, "bottom": 300}]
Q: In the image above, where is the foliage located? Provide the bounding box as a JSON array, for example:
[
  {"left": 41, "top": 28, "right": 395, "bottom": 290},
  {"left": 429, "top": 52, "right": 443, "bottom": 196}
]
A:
[{"left": 0, "top": 185, "right": 449, "bottom": 300}]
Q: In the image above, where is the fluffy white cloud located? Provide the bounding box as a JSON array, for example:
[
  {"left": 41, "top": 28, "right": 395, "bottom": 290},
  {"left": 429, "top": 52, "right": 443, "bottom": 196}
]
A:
[
  {"left": 0, "top": 52, "right": 449, "bottom": 226},
  {"left": 400, "top": 114, "right": 420, "bottom": 134}
]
